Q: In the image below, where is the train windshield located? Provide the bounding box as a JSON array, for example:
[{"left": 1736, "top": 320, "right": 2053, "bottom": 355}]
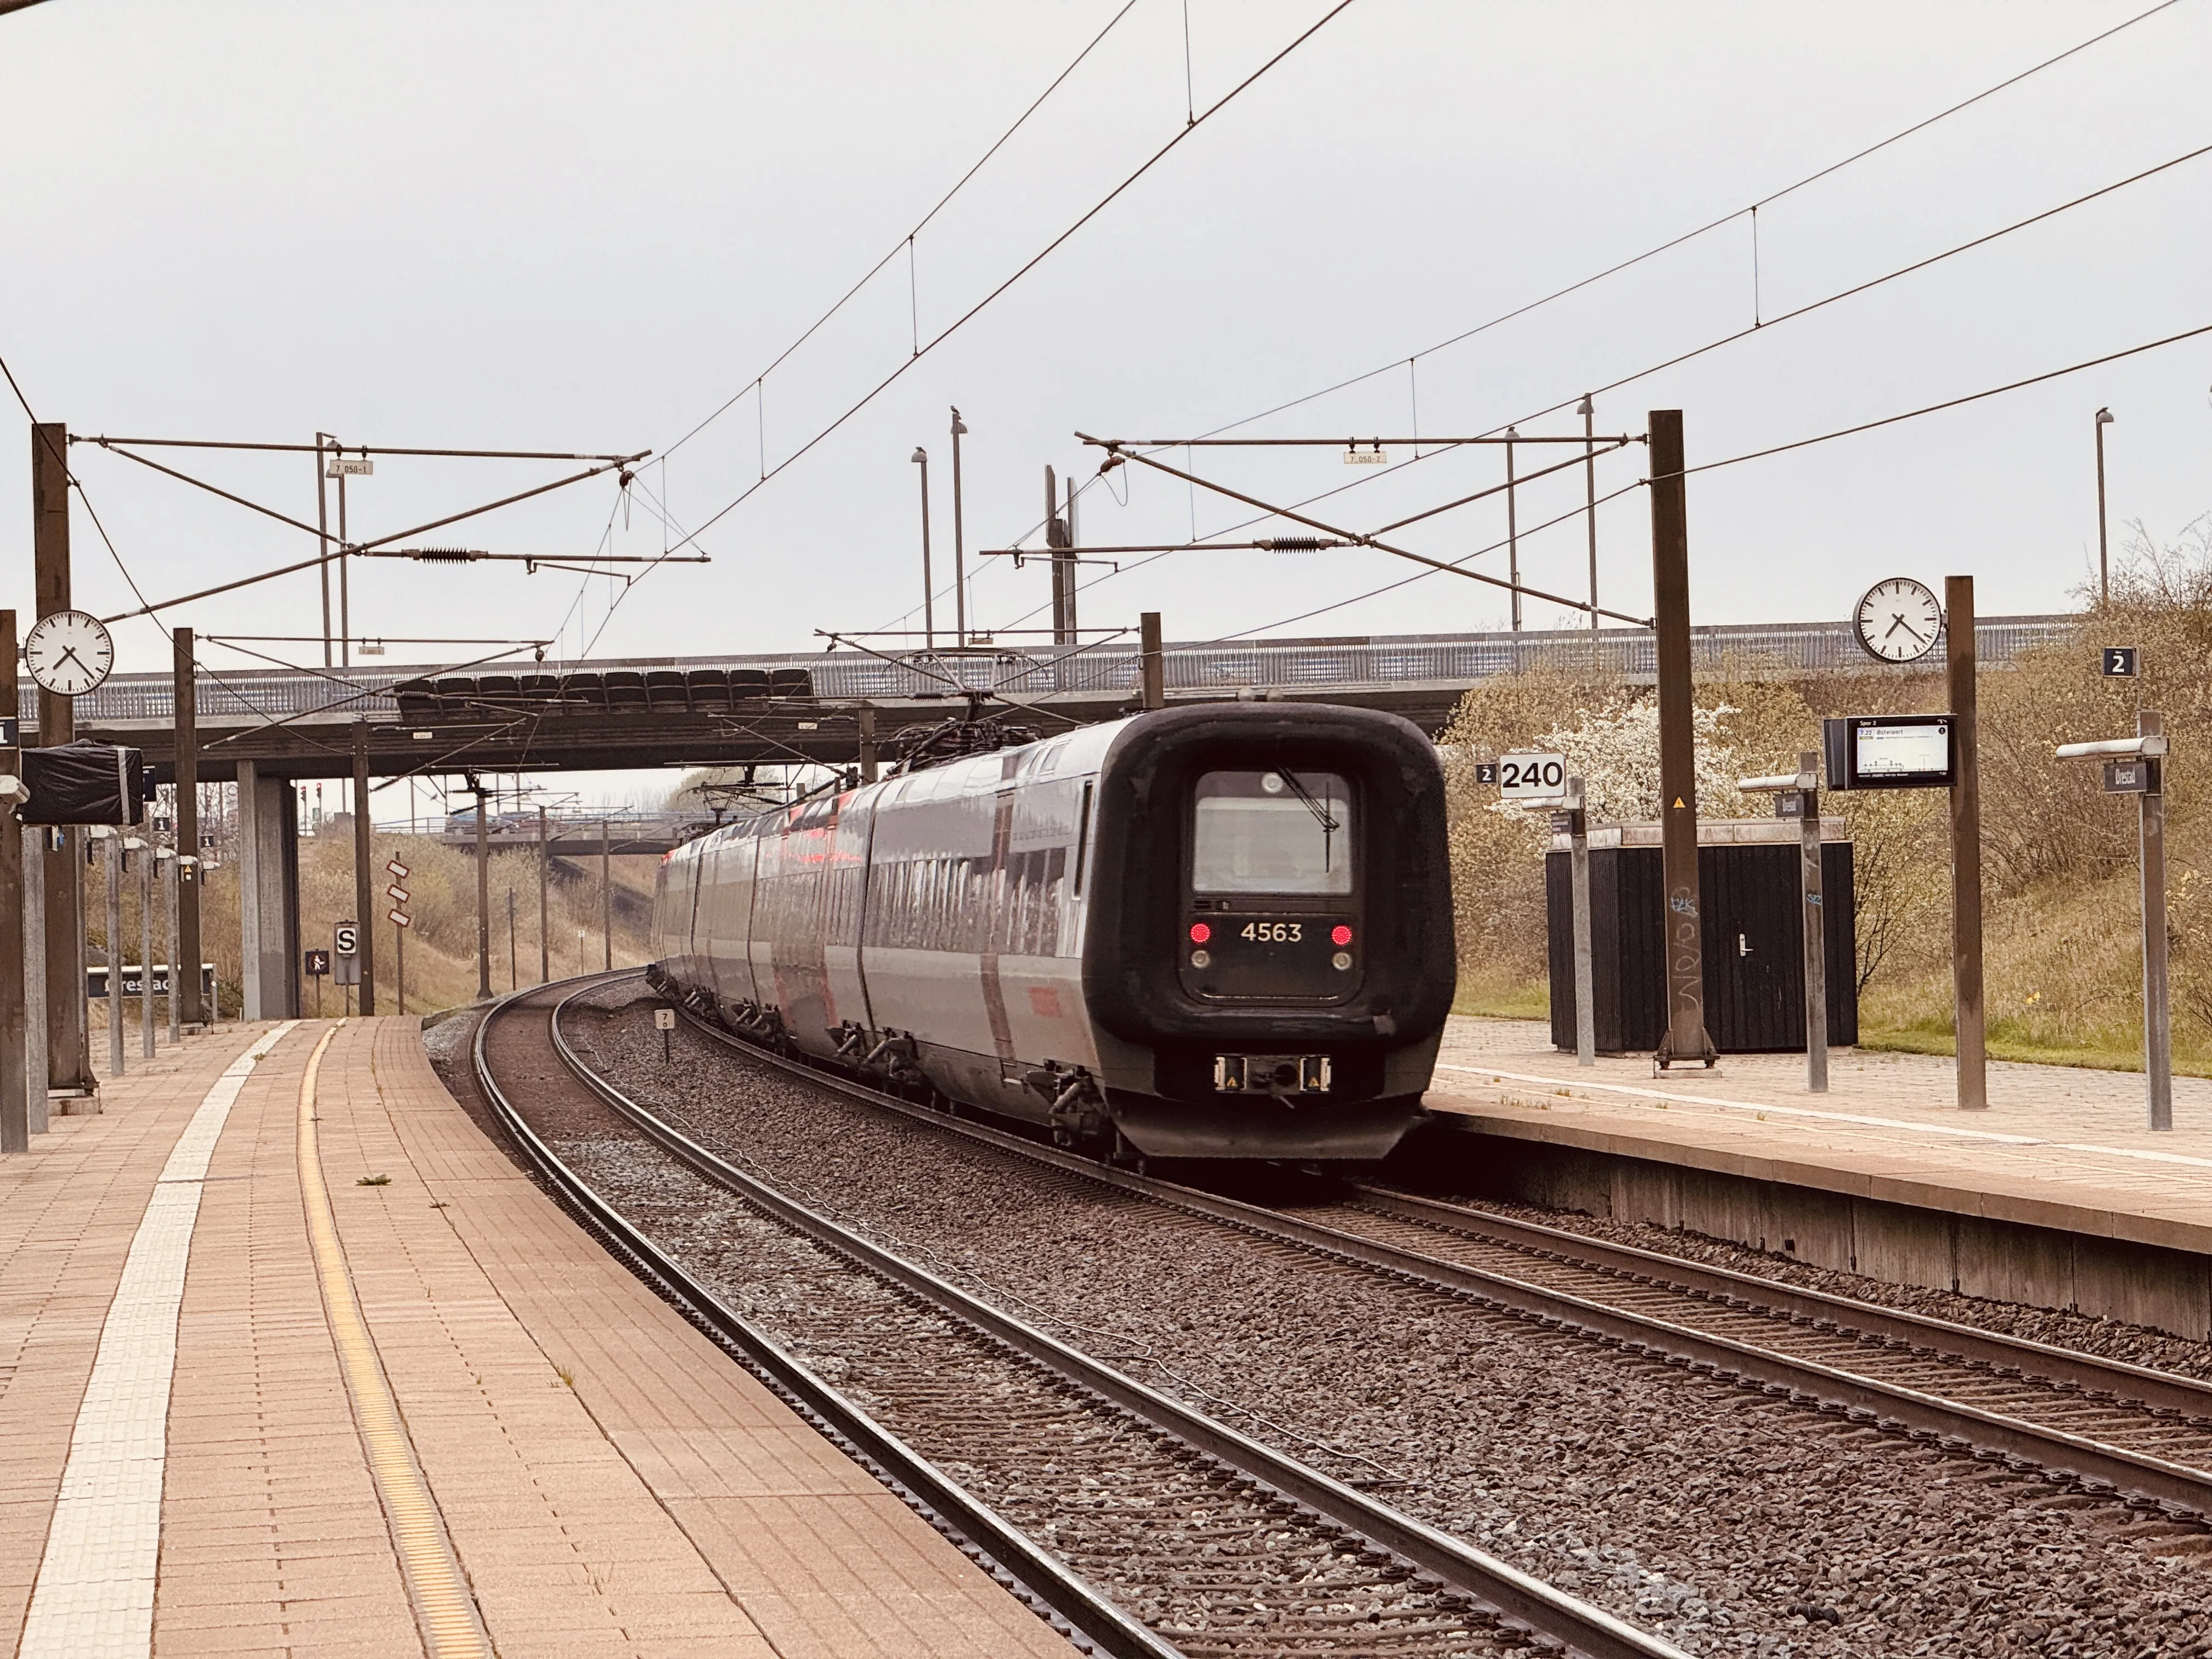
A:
[{"left": 1192, "top": 770, "right": 1352, "bottom": 895}]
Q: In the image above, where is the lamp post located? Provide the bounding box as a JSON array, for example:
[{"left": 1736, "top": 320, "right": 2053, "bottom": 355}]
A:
[
  {"left": 2095, "top": 408, "right": 2115, "bottom": 605},
  {"left": 1504, "top": 426, "right": 1521, "bottom": 632},
  {"left": 911, "top": 447, "right": 934, "bottom": 650},
  {"left": 1577, "top": 395, "right": 1598, "bottom": 634},
  {"left": 950, "top": 408, "right": 969, "bottom": 646}
]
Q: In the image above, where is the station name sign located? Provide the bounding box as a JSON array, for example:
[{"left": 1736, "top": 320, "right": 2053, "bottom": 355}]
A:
[{"left": 1822, "top": 714, "right": 1957, "bottom": 791}]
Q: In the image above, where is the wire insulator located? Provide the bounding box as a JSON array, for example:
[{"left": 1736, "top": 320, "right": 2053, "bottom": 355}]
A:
[{"left": 1261, "top": 537, "right": 1331, "bottom": 554}]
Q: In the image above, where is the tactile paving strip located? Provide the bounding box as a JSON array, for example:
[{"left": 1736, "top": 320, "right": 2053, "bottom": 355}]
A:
[{"left": 295, "top": 1023, "right": 494, "bottom": 1659}]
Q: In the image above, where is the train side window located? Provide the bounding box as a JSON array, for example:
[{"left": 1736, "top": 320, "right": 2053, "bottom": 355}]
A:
[{"left": 1072, "top": 781, "right": 1094, "bottom": 895}]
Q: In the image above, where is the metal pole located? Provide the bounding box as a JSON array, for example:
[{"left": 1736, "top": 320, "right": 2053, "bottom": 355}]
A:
[
  {"left": 475, "top": 783, "right": 490, "bottom": 1000},
  {"left": 1947, "top": 574, "right": 1988, "bottom": 1109},
  {"left": 537, "top": 804, "right": 549, "bottom": 984},
  {"left": 24, "top": 825, "right": 47, "bottom": 1134},
  {"left": 857, "top": 701, "right": 879, "bottom": 785},
  {"left": 1505, "top": 427, "right": 1521, "bottom": 632},
  {"left": 1566, "top": 776, "right": 1595, "bottom": 1069},
  {"left": 0, "top": 608, "right": 22, "bottom": 1153},
  {"left": 601, "top": 819, "right": 613, "bottom": 972},
  {"left": 2095, "top": 408, "right": 2113, "bottom": 606},
  {"left": 507, "top": 888, "right": 517, "bottom": 993},
  {"left": 1046, "top": 463, "right": 1070, "bottom": 644},
  {"left": 2141, "top": 710, "right": 2171, "bottom": 1130},
  {"left": 337, "top": 462, "right": 351, "bottom": 670},
  {"left": 394, "top": 909, "right": 405, "bottom": 1015},
  {"left": 1648, "top": 410, "right": 1713, "bottom": 1068},
  {"left": 104, "top": 833, "right": 124, "bottom": 1077},
  {"left": 912, "top": 448, "right": 933, "bottom": 651},
  {"left": 76, "top": 830, "right": 91, "bottom": 1073},
  {"left": 316, "top": 433, "right": 333, "bottom": 667},
  {"left": 173, "top": 627, "right": 202, "bottom": 1030},
  {"left": 352, "top": 716, "right": 375, "bottom": 1015},
  {"left": 1578, "top": 396, "right": 1598, "bottom": 634},
  {"left": 950, "top": 408, "right": 968, "bottom": 646},
  {"left": 1140, "top": 612, "right": 1165, "bottom": 711},
  {"left": 138, "top": 837, "right": 154, "bottom": 1059},
  {"left": 1064, "top": 474, "right": 1080, "bottom": 643},
  {"left": 1798, "top": 751, "right": 1828, "bottom": 1094},
  {"left": 33, "top": 421, "right": 92, "bottom": 1098},
  {"left": 163, "top": 850, "right": 179, "bottom": 1045}
]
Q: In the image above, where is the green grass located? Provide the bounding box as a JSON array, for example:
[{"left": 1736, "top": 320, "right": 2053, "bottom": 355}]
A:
[
  {"left": 1857, "top": 1025, "right": 2212, "bottom": 1079},
  {"left": 1454, "top": 980, "right": 1550, "bottom": 1021}
]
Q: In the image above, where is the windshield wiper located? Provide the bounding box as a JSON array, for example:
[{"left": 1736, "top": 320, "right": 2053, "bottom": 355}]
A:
[
  {"left": 1272, "top": 769, "right": 1341, "bottom": 873},
  {"left": 1272, "top": 769, "right": 1339, "bottom": 835}
]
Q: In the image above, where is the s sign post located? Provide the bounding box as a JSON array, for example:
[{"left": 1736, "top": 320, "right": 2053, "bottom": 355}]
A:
[{"left": 332, "top": 921, "right": 359, "bottom": 1017}]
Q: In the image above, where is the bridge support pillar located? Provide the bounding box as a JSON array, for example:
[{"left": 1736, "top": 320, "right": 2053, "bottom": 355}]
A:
[{"left": 237, "top": 763, "right": 301, "bottom": 1021}]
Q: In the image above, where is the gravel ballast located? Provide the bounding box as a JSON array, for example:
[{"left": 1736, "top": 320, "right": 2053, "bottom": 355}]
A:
[{"left": 533, "top": 986, "right": 2212, "bottom": 1656}]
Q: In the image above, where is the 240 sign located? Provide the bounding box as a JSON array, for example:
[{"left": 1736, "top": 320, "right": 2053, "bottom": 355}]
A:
[{"left": 1497, "top": 752, "right": 1569, "bottom": 800}]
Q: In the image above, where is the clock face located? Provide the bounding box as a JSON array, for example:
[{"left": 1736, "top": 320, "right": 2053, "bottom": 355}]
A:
[
  {"left": 1853, "top": 578, "right": 1944, "bottom": 664},
  {"left": 24, "top": 609, "right": 116, "bottom": 697}
]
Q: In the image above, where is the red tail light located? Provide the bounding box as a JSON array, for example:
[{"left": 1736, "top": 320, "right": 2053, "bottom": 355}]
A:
[
  {"left": 1331, "top": 924, "right": 1353, "bottom": 946},
  {"left": 1189, "top": 922, "right": 1212, "bottom": 944}
]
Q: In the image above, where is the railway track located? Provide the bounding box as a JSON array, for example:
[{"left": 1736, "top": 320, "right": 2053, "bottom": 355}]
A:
[
  {"left": 474, "top": 980, "right": 1688, "bottom": 1659},
  {"left": 647, "top": 986, "right": 2212, "bottom": 1527}
]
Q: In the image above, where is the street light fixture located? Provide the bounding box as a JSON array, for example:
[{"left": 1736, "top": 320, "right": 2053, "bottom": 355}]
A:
[
  {"left": 2096, "top": 407, "right": 2115, "bottom": 605},
  {"left": 950, "top": 408, "right": 969, "bottom": 646},
  {"left": 911, "top": 447, "right": 934, "bottom": 651}
]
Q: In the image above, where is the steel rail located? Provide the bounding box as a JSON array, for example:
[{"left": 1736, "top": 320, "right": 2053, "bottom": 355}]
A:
[
  {"left": 561, "top": 980, "right": 1691, "bottom": 1659},
  {"left": 469, "top": 985, "right": 1183, "bottom": 1659},
  {"left": 1350, "top": 1186, "right": 2212, "bottom": 1423},
  {"left": 656, "top": 997, "right": 2212, "bottom": 1520}
]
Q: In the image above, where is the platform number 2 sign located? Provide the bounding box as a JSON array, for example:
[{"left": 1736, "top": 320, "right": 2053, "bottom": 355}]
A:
[{"left": 1498, "top": 752, "right": 1570, "bottom": 800}]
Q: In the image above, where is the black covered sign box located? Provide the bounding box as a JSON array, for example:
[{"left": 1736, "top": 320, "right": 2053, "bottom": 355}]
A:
[
  {"left": 1546, "top": 820, "right": 1858, "bottom": 1054},
  {"left": 20, "top": 741, "right": 148, "bottom": 826}
]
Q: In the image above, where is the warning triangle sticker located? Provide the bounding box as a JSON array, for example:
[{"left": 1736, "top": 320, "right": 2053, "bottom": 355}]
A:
[{"left": 1672, "top": 797, "right": 1686, "bottom": 808}]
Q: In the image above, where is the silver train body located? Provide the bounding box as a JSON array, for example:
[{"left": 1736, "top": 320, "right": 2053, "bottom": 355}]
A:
[{"left": 648, "top": 703, "right": 1455, "bottom": 1160}]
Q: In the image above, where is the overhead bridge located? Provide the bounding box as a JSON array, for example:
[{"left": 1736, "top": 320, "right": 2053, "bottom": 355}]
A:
[
  {"left": 44, "top": 614, "right": 2078, "bottom": 785},
  {"left": 40, "top": 614, "right": 2076, "bottom": 1025}
]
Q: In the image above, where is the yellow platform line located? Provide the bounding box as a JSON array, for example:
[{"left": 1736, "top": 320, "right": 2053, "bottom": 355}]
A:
[{"left": 298, "top": 1022, "right": 496, "bottom": 1659}]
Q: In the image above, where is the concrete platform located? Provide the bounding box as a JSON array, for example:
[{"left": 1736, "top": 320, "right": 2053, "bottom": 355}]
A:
[
  {"left": 1420, "top": 1015, "right": 2212, "bottom": 1340},
  {"left": 2, "top": 1017, "right": 1070, "bottom": 1659}
]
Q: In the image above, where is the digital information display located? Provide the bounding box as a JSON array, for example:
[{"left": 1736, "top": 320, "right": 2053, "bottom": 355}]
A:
[
  {"left": 1856, "top": 720, "right": 1950, "bottom": 778},
  {"left": 1822, "top": 715, "right": 1957, "bottom": 791}
]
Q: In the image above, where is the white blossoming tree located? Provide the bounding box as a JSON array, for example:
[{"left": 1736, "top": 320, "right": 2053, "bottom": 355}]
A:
[{"left": 1490, "top": 696, "right": 1754, "bottom": 826}]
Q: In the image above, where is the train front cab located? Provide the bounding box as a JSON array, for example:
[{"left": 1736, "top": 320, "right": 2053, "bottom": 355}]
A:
[{"left": 1083, "top": 704, "right": 1455, "bottom": 1160}]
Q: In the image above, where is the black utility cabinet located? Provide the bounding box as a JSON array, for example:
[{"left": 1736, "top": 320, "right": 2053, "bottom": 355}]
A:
[{"left": 1545, "top": 825, "right": 1857, "bottom": 1054}]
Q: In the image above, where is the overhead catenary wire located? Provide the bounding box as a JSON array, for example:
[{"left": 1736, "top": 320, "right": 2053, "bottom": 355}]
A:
[
  {"left": 967, "top": 121, "right": 2212, "bottom": 640},
  {"left": 661, "top": 0, "right": 1147, "bottom": 464},
  {"left": 1195, "top": 0, "right": 2187, "bottom": 441},
  {"left": 669, "top": 1, "right": 1358, "bottom": 551},
  {"left": 1205, "top": 318, "right": 2212, "bottom": 644}
]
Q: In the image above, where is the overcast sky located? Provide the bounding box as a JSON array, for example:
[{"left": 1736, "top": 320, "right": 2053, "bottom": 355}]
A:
[{"left": 4, "top": 0, "right": 2209, "bottom": 722}]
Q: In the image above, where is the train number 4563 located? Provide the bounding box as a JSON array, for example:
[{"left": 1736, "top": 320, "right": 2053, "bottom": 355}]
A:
[{"left": 1241, "top": 921, "right": 1304, "bottom": 943}]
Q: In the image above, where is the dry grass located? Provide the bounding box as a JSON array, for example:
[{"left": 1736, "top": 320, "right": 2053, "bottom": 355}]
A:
[
  {"left": 1438, "top": 517, "right": 2212, "bottom": 1071},
  {"left": 84, "top": 826, "right": 661, "bottom": 1018}
]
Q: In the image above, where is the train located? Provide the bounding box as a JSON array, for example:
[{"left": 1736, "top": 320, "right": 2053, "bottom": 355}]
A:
[{"left": 646, "top": 703, "right": 1455, "bottom": 1161}]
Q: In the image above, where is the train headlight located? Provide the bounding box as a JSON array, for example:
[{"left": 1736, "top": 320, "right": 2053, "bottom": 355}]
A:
[
  {"left": 1331, "top": 924, "right": 1353, "bottom": 946},
  {"left": 1191, "top": 949, "right": 1211, "bottom": 968},
  {"left": 1189, "top": 921, "right": 1211, "bottom": 945},
  {"left": 1331, "top": 951, "right": 1353, "bottom": 971}
]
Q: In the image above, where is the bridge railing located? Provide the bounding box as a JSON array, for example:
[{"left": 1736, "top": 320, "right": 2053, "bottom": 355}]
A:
[{"left": 44, "top": 614, "right": 2081, "bottom": 728}]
